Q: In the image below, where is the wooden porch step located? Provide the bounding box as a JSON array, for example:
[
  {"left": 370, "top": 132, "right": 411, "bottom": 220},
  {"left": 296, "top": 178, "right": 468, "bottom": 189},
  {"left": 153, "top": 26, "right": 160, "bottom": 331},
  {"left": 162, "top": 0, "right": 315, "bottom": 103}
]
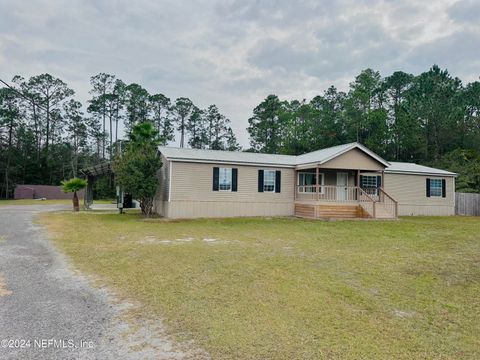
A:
[{"left": 295, "top": 203, "right": 365, "bottom": 219}]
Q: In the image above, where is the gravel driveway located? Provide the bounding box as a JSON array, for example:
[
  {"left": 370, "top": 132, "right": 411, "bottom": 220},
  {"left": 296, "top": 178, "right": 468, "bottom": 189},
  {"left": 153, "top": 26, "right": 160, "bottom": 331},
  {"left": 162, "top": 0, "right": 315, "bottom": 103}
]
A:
[{"left": 0, "top": 205, "right": 199, "bottom": 359}]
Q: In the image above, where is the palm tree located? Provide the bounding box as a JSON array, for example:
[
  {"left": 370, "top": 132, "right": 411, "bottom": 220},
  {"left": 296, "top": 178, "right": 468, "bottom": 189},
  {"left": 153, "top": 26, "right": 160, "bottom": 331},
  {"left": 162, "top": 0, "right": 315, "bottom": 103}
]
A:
[{"left": 61, "top": 178, "right": 87, "bottom": 211}]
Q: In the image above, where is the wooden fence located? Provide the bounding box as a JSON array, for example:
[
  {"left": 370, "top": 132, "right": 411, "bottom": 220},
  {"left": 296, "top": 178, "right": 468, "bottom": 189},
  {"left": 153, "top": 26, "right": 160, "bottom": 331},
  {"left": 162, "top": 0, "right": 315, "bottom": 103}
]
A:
[{"left": 455, "top": 192, "right": 480, "bottom": 216}]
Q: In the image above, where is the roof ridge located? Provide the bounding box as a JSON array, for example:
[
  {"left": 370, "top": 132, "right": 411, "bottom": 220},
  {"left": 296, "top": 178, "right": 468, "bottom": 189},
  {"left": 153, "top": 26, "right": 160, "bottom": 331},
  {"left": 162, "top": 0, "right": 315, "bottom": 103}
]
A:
[
  {"left": 159, "top": 142, "right": 360, "bottom": 158},
  {"left": 158, "top": 142, "right": 392, "bottom": 167},
  {"left": 296, "top": 142, "right": 357, "bottom": 156},
  {"left": 158, "top": 145, "right": 296, "bottom": 157}
]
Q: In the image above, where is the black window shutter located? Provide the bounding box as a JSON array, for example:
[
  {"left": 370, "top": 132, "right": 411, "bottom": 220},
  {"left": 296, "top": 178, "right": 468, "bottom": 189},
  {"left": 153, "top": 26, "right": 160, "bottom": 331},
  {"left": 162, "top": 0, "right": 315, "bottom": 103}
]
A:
[
  {"left": 258, "top": 170, "right": 264, "bottom": 192},
  {"left": 426, "top": 178, "right": 431, "bottom": 197},
  {"left": 275, "top": 171, "right": 281, "bottom": 193},
  {"left": 359, "top": 175, "right": 364, "bottom": 188},
  {"left": 376, "top": 175, "right": 382, "bottom": 188},
  {"left": 442, "top": 179, "right": 446, "bottom": 198},
  {"left": 232, "top": 168, "right": 238, "bottom": 192},
  {"left": 213, "top": 167, "right": 219, "bottom": 191}
]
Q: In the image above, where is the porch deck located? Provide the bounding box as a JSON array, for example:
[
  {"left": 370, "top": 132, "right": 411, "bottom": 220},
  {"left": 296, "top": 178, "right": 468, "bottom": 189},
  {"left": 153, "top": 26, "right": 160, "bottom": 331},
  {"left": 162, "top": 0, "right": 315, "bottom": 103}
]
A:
[{"left": 294, "top": 185, "right": 398, "bottom": 219}]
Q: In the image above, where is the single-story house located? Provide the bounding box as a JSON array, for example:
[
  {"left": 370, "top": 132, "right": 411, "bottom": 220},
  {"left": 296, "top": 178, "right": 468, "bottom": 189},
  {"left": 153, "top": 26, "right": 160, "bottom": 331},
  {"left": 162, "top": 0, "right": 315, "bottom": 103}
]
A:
[{"left": 155, "top": 142, "right": 457, "bottom": 219}]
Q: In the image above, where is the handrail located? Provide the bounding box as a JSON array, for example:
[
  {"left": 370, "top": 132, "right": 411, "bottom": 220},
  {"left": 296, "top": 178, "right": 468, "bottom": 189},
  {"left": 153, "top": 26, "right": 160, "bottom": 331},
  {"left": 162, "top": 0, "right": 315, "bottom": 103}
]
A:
[
  {"left": 379, "top": 188, "right": 396, "bottom": 203},
  {"left": 358, "top": 187, "right": 376, "bottom": 203},
  {"left": 358, "top": 187, "right": 375, "bottom": 218},
  {"left": 378, "top": 188, "right": 398, "bottom": 218}
]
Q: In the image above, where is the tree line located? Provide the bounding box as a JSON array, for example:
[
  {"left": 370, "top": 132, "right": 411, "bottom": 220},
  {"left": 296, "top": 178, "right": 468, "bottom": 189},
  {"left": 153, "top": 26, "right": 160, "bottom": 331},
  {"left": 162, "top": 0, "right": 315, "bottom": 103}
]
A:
[
  {"left": 1, "top": 65, "right": 479, "bottom": 199},
  {"left": 248, "top": 66, "right": 480, "bottom": 192},
  {"left": 0, "top": 73, "right": 240, "bottom": 199}
]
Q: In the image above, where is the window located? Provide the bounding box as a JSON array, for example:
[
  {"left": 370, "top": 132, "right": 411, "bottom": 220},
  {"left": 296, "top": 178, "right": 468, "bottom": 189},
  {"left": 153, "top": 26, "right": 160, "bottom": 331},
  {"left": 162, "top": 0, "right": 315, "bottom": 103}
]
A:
[
  {"left": 298, "top": 172, "right": 323, "bottom": 193},
  {"left": 263, "top": 170, "right": 276, "bottom": 192},
  {"left": 213, "top": 167, "right": 237, "bottom": 192},
  {"left": 429, "top": 178, "right": 442, "bottom": 197},
  {"left": 360, "top": 175, "right": 378, "bottom": 189},
  {"left": 219, "top": 167, "right": 232, "bottom": 191},
  {"left": 360, "top": 175, "right": 381, "bottom": 196},
  {"left": 258, "top": 170, "right": 280, "bottom": 193}
]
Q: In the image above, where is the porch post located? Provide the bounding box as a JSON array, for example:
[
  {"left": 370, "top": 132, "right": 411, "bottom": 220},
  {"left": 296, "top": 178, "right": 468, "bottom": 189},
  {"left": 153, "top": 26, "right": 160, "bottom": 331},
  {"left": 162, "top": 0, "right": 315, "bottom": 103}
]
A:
[
  {"left": 356, "top": 170, "right": 360, "bottom": 200},
  {"left": 381, "top": 170, "right": 385, "bottom": 202},
  {"left": 316, "top": 166, "right": 320, "bottom": 201}
]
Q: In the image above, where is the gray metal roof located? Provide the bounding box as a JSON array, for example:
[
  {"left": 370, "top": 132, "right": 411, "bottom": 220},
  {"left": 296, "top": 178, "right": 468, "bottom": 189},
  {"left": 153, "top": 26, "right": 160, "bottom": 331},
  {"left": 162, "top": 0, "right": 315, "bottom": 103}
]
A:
[
  {"left": 158, "top": 146, "right": 297, "bottom": 167},
  {"left": 386, "top": 162, "right": 457, "bottom": 176},
  {"left": 159, "top": 144, "right": 455, "bottom": 176},
  {"left": 80, "top": 162, "right": 113, "bottom": 177}
]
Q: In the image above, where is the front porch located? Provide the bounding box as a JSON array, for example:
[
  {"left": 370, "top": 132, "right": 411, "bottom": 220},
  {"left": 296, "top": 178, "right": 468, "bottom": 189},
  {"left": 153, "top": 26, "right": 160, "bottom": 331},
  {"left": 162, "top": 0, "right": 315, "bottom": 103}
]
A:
[{"left": 294, "top": 168, "right": 398, "bottom": 219}]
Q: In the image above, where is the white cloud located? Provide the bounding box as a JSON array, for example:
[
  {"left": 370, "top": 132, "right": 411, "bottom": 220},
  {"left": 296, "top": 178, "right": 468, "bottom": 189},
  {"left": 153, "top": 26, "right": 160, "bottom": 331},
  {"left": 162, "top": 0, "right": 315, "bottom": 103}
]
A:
[{"left": 0, "top": 0, "right": 478, "bottom": 146}]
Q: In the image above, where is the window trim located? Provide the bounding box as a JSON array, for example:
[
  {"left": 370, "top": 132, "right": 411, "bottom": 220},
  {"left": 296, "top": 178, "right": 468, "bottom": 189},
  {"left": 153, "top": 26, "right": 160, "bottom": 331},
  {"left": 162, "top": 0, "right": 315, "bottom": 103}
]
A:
[
  {"left": 263, "top": 169, "right": 276, "bottom": 193},
  {"left": 429, "top": 178, "right": 443, "bottom": 198},
  {"left": 218, "top": 167, "right": 232, "bottom": 192},
  {"left": 297, "top": 172, "right": 324, "bottom": 194}
]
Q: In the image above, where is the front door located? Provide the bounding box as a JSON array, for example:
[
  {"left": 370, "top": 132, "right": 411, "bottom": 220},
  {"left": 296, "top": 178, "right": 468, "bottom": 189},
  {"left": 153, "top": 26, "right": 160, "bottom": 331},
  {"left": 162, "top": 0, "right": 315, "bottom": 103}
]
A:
[{"left": 336, "top": 172, "right": 348, "bottom": 200}]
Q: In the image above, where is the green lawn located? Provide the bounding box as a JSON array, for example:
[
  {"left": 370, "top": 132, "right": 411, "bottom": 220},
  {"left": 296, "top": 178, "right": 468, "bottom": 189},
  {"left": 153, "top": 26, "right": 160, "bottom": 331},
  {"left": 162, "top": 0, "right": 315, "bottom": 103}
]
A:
[{"left": 40, "top": 213, "right": 480, "bottom": 359}]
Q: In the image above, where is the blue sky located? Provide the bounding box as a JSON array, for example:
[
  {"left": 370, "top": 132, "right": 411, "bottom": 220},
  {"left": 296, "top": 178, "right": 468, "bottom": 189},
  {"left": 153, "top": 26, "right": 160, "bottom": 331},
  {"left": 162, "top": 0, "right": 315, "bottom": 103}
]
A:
[{"left": 1, "top": 0, "right": 479, "bottom": 146}]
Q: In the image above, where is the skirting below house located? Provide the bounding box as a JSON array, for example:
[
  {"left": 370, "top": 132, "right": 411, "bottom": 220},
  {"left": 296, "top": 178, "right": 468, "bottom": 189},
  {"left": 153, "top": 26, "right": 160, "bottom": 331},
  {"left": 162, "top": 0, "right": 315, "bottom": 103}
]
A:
[
  {"left": 153, "top": 201, "right": 454, "bottom": 219},
  {"left": 155, "top": 200, "right": 295, "bottom": 218},
  {"left": 397, "top": 204, "right": 455, "bottom": 216}
]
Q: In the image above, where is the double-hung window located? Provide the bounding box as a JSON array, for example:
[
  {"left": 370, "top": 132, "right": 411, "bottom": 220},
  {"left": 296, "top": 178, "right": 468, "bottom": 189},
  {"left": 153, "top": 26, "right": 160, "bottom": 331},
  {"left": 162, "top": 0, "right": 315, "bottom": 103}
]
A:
[
  {"left": 360, "top": 175, "right": 378, "bottom": 189},
  {"left": 263, "top": 170, "right": 276, "bottom": 192},
  {"left": 213, "top": 167, "right": 237, "bottom": 192},
  {"left": 219, "top": 167, "right": 232, "bottom": 191},
  {"left": 258, "top": 170, "right": 281, "bottom": 193},
  {"left": 429, "top": 178, "right": 442, "bottom": 197},
  {"left": 360, "top": 175, "right": 381, "bottom": 196}
]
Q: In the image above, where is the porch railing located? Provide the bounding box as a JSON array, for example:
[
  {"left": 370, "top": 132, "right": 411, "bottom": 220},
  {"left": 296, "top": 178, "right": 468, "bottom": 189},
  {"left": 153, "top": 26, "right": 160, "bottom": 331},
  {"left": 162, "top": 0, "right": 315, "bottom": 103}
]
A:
[
  {"left": 361, "top": 187, "right": 380, "bottom": 201},
  {"left": 358, "top": 187, "right": 376, "bottom": 218},
  {"left": 296, "top": 185, "right": 359, "bottom": 202}
]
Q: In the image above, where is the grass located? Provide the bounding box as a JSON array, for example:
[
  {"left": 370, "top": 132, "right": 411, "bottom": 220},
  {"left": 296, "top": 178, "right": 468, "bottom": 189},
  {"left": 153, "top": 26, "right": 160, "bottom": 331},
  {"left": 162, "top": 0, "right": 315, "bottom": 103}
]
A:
[
  {"left": 0, "top": 199, "right": 114, "bottom": 206},
  {"left": 40, "top": 213, "right": 480, "bottom": 359}
]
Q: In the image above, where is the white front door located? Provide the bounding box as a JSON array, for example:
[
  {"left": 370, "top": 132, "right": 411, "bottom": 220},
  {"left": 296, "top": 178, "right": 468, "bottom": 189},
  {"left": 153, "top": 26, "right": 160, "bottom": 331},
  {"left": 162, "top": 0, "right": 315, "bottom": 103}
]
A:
[{"left": 336, "top": 172, "right": 348, "bottom": 200}]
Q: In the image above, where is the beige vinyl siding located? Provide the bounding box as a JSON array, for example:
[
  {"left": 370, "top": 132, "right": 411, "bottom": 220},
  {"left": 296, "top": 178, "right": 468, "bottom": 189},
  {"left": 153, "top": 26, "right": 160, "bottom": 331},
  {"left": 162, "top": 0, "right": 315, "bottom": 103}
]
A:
[
  {"left": 160, "top": 161, "right": 295, "bottom": 218},
  {"left": 300, "top": 169, "right": 357, "bottom": 186},
  {"left": 384, "top": 173, "right": 455, "bottom": 216},
  {"left": 325, "top": 170, "right": 356, "bottom": 186},
  {"left": 317, "top": 148, "right": 385, "bottom": 171},
  {"left": 170, "top": 161, "right": 294, "bottom": 202}
]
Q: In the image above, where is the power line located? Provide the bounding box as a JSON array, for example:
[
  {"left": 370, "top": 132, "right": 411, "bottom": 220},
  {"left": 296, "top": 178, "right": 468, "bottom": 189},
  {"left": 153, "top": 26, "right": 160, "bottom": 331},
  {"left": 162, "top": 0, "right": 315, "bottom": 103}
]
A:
[{"left": 0, "top": 78, "right": 49, "bottom": 113}]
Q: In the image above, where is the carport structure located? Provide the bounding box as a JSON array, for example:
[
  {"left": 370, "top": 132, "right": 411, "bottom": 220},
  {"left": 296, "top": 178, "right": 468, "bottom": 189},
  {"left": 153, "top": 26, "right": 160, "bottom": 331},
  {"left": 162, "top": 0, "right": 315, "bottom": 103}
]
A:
[{"left": 80, "top": 162, "right": 113, "bottom": 209}]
